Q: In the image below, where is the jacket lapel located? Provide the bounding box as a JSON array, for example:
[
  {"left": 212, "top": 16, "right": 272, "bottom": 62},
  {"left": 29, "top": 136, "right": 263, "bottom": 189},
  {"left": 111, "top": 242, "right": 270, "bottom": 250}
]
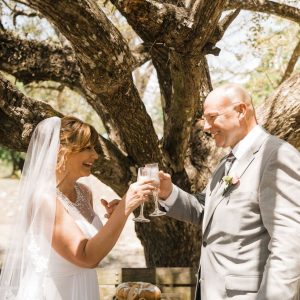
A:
[
  {"left": 233, "top": 127, "right": 269, "bottom": 181},
  {"left": 202, "top": 127, "right": 270, "bottom": 235}
]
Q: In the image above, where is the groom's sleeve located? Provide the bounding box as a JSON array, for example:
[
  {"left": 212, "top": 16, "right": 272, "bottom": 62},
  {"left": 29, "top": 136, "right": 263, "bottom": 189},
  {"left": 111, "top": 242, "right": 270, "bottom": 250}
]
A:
[
  {"left": 159, "top": 184, "right": 179, "bottom": 211},
  {"left": 257, "top": 141, "right": 300, "bottom": 300},
  {"left": 162, "top": 185, "right": 205, "bottom": 226}
]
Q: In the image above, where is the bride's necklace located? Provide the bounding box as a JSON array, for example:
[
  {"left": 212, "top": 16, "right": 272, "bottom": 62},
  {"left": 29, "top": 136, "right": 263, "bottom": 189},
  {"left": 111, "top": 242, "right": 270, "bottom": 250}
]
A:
[
  {"left": 56, "top": 184, "right": 85, "bottom": 210},
  {"left": 56, "top": 184, "right": 95, "bottom": 221}
]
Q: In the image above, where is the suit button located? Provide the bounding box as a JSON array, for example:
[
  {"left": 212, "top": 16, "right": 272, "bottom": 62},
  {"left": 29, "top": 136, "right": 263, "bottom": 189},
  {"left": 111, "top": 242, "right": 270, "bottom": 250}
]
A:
[{"left": 203, "top": 241, "right": 207, "bottom": 247}]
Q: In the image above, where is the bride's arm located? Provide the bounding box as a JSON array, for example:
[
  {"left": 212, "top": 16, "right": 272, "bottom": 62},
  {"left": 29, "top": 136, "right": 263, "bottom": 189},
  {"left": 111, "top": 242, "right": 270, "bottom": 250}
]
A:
[{"left": 52, "top": 181, "right": 153, "bottom": 268}]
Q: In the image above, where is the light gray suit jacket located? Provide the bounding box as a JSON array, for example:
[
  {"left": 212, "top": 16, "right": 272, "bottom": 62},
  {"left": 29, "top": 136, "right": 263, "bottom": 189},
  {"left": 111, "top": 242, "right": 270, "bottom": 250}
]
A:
[{"left": 167, "top": 127, "right": 300, "bottom": 300}]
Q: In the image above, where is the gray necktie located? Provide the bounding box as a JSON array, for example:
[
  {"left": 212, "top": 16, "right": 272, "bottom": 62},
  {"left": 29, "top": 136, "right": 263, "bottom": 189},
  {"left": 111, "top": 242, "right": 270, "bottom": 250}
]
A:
[{"left": 225, "top": 151, "right": 236, "bottom": 175}]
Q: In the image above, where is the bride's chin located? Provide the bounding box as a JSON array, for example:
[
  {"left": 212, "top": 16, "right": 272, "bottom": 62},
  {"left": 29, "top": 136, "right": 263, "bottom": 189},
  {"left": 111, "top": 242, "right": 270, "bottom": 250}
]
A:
[{"left": 81, "top": 168, "right": 92, "bottom": 176}]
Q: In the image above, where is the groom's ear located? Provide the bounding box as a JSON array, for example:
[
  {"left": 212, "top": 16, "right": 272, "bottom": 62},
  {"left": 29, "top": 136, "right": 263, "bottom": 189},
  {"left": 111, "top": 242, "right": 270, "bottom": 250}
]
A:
[{"left": 236, "top": 103, "right": 247, "bottom": 119}]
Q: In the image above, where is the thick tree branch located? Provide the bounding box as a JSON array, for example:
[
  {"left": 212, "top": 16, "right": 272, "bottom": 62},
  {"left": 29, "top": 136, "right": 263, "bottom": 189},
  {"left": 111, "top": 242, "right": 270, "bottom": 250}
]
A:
[
  {"left": 151, "top": 47, "right": 173, "bottom": 125},
  {"left": 0, "top": 30, "right": 83, "bottom": 90},
  {"left": 111, "top": 0, "right": 191, "bottom": 47},
  {"left": 111, "top": 0, "right": 216, "bottom": 171},
  {"left": 186, "top": 0, "right": 225, "bottom": 52},
  {"left": 280, "top": 39, "right": 300, "bottom": 84},
  {"left": 162, "top": 55, "right": 211, "bottom": 173},
  {"left": 202, "top": 9, "right": 241, "bottom": 56},
  {"left": 0, "top": 74, "right": 62, "bottom": 150},
  {"left": 215, "top": 9, "right": 241, "bottom": 42},
  {"left": 98, "top": 80, "right": 163, "bottom": 166},
  {"left": 226, "top": 0, "right": 300, "bottom": 24},
  {"left": 112, "top": 0, "right": 227, "bottom": 55},
  {"left": 257, "top": 72, "right": 300, "bottom": 149},
  {"left": 0, "top": 30, "right": 150, "bottom": 88},
  {"left": 0, "top": 74, "right": 131, "bottom": 195},
  {"left": 188, "top": 0, "right": 203, "bottom": 21},
  {"left": 112, "top": 0, "right": 220, "bottom": 171},
  {"left": 131, "top": 43, "right": 152, "bottom": 69},
  {"left": 24, "top": 0, "right": 162, "bottom": 167},
  {"left": 92, "top": 136, "right": 131, "bottom": 196},
  {"left": 164, "top": 0, "right": 185, "bottom": 6},
  {"left": 0, "top": 30, "right": 129, "bottom": 150},
  {"left": 0, "top": 28, "right": 160, "bottom": 160},
  {"left": 14, "top": 0, "right": 30, "bottom": 5},
  {"left": 27, "top": 0, "right": 135, "bottom": 95}
]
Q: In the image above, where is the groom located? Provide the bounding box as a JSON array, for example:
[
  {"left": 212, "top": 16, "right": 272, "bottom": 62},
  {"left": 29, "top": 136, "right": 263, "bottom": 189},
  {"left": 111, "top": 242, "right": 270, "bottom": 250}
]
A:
[{"left": 158, "top": 83, "right": 300, "bottom": 300}]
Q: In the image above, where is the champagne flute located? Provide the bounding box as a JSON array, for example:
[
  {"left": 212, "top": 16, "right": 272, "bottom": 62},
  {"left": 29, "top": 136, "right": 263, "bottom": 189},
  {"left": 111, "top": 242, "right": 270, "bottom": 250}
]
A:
[
  {"left": 146, "top": 163, "right": 166, "bottom": 217},
  {"left": 133, "top": 167, "right": 150, "bottom": 223}
]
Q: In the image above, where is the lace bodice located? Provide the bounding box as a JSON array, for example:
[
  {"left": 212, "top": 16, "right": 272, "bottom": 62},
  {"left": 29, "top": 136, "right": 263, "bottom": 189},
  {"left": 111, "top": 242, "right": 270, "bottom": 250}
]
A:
[
  {"left": 49, "top": 183, "right": 103, "bottom": 274},
  {"left": 57, "top": 182, "right": 96, "bottom": 223}
]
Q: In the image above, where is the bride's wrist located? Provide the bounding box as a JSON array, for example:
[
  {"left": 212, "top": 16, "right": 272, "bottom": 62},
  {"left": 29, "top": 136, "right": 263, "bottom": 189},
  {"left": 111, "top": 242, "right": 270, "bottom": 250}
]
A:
[{"left": 115, "top": 198, "right": 131, "bottom": 217}]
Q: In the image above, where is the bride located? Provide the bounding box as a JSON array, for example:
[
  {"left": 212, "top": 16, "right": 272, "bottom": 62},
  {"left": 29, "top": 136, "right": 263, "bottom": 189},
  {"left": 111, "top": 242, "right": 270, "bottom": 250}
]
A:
[{"left": 0, "top": 116, "right": 153, "bottom": 300}]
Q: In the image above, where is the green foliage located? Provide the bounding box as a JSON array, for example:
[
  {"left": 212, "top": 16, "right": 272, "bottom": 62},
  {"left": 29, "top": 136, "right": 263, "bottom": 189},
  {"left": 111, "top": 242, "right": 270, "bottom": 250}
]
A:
[
  {"left": 245, "top": 17, "right": 300, "bottom": 104},
  {"left": 0, "top": 147, "right": 12, "bottom": 162},
  {"left": 209, "top": 10, "right": 300, "bottom": 106},
  {"left": 0, "top": 147, "right": 25, "bottom": 177}
]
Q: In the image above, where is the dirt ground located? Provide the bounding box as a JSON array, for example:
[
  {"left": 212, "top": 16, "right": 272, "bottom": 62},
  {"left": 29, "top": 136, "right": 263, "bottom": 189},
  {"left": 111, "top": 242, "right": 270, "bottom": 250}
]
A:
[{"left": 0, "top": 176, "right": 146, "bottom": 268}]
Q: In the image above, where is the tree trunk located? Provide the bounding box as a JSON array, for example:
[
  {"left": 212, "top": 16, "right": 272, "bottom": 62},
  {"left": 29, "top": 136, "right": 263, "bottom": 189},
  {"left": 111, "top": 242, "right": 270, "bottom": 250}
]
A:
[{"left": 257, "top": 73, "right": 300, "bottom": 149}]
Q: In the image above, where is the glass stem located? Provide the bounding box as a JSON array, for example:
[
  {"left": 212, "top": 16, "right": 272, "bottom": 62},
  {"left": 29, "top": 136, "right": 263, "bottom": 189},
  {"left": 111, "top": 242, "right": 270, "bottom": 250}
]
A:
[
  {"left": 139, "top": 203, "right": 145, "bottom": 217},
  {"left": 153, "top": 190, "right": 159, "bottom": 211}
]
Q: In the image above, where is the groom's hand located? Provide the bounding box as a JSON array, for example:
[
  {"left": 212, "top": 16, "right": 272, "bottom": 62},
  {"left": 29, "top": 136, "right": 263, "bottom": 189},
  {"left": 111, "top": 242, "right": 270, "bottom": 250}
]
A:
[
  {"left": 100, "top": 199, "right": 120, "bottom": 218},
  {"left": 158, "top": 171, "right": 173, "bottom": 200}
]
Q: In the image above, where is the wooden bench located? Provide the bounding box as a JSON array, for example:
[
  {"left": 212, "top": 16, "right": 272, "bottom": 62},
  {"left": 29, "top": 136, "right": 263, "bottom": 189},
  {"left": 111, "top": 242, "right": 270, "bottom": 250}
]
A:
[
  {"left": 97, "top": 267, "right": 197, "bottom": 300},
  {"left": 0, "top": 267, "right": 197, "bottom": 299}
]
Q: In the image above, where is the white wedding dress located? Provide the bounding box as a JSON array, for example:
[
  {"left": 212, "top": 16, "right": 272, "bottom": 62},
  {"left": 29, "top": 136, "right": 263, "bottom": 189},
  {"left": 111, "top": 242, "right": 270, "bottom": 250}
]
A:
[
  {"left": 0, "top": 118, "right": 104, "bottom": 300},
  {"left": 44, "top": 184, "right": 103, "bottom": 300}
]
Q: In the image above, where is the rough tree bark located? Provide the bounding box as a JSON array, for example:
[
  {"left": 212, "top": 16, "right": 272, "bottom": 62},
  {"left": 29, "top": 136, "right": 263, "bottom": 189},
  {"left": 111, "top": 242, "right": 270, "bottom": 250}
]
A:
[
  {"left": 257, "top": 73, "right": 300, "bottom": 150},
  {"left": 0, "top": 0, "right": 299, "bottom": 267}
]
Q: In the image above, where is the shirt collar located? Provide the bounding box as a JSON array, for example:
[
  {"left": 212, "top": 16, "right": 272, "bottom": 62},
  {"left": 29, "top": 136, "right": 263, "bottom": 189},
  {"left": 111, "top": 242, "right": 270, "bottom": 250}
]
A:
[{"left": 231, "top": 125, "right": 261, "bottom": 160}]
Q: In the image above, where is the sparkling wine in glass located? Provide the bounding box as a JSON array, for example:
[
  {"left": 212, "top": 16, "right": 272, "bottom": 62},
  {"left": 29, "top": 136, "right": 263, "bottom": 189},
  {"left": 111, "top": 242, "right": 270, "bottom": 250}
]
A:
[
  {"left": 146, "top": 163, "right": 166, "bottom": 217},
  {"left": 132, "top": 167, "right": 150, "bottom": 223}
]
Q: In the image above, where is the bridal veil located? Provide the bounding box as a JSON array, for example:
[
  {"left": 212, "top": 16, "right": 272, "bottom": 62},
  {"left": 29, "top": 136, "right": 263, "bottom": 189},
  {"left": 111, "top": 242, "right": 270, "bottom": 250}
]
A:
[{"left": 0, "top": 117, "right": 61, "bottom": 299}]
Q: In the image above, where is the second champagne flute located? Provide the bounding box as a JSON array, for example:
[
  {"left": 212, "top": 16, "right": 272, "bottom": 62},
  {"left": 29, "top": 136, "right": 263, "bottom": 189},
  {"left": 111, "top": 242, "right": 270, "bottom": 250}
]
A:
[
  {"left": 145, "top": 163, "right": 166, "bottom": 217},
  {"left": 132, "top": 167, "right": 150, "bottom": 223}
]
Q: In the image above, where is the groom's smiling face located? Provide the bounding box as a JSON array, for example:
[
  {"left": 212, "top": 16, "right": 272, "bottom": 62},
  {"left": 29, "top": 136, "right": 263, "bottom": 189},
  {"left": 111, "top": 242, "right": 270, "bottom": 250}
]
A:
[{"left": 202, "top": 91, "right": 243, "bottom": 149}]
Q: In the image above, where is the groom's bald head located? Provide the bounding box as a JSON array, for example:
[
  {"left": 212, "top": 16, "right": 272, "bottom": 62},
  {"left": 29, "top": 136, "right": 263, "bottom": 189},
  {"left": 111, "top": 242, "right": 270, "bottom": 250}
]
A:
[
  {"left": 205, "top": 83, "right": 257, "bottom": 122},
  {"left": 202, "top": 83, "right": 258, "bottom": 148}
]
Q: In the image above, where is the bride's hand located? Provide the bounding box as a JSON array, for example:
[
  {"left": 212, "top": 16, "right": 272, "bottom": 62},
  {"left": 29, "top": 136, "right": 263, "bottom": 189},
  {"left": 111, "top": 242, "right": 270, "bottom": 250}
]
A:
[
  {"left": 101, "top": 199, "right": 120, "bottom": 219},
  {"left": 123, "top": 180, "right": 154, "bottom": 216}
]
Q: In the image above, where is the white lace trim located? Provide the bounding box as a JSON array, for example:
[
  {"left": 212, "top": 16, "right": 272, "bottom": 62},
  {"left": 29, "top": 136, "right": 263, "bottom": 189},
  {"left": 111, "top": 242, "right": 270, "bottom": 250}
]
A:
[{"left": 27, "top": 234, "right": 49, "bottom": 273}]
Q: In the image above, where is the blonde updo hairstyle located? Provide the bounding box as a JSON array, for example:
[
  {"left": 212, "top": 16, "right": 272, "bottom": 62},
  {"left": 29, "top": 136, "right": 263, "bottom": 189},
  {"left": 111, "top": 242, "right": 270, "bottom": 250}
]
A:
[{"left": 57, "top": 116, "right": 99, "bottom": 171}]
